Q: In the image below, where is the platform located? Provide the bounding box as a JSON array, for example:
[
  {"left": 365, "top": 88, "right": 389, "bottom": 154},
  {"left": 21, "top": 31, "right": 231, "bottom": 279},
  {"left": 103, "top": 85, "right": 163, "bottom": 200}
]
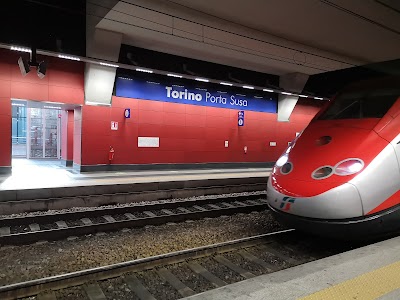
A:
[
  {"left": 0, "top": 159, "right": 270, "bottom": 205},
  {"left": 184, "top": 235, "right": 400, "bottom": 300}
]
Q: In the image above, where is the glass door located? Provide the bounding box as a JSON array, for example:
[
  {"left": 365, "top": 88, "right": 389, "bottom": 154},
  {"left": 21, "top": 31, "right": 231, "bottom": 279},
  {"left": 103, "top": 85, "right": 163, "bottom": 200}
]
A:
[
  {"left": 44, "top": 109, "right": 60, "bottom": 158},
  {"left": 27, "top": 107, "right": 61, "bottom": 159},
  {"left": 11, "top": 104, "right": 27, "bottom": 157},
  {"left": 29, "top": 108, "right": 44, "bottom": 158}
]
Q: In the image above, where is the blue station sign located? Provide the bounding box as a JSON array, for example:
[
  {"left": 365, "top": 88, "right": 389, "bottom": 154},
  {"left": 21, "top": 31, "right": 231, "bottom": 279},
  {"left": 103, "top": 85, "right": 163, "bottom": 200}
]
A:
[
  {"left": 115, "top": 77, "right": 277, "bottom": 113},
  {"left": 238, "top": 111, "right": 244, "bottom": 126}
]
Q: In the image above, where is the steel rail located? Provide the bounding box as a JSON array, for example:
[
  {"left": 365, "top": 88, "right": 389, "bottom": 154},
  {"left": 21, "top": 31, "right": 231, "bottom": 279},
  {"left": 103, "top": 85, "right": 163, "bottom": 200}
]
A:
[
  {"left": 0, "top": 196, "right": 268, "bottom": 245},
  {"left": 0, "top": 229, "right": 295, "bottom": 300}
]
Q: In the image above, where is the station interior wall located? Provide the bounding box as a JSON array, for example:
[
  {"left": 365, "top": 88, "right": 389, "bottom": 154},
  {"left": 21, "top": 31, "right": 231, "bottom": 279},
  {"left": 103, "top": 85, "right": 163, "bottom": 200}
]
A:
[
  {"left": 0, "top": 49, "right": 84, "bottom": 170},
  {"left": 80, "top": 97, "right": 321, "bottom": 167},
  {"left": 0, "top": 48, "right": 323, "bottom": 171}
]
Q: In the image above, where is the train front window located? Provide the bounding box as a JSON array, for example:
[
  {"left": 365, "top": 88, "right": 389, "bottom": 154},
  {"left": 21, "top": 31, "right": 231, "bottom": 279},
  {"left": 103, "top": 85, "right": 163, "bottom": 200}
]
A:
[{"left": 318, "top": 89, "right": 400, "bottom": 120}]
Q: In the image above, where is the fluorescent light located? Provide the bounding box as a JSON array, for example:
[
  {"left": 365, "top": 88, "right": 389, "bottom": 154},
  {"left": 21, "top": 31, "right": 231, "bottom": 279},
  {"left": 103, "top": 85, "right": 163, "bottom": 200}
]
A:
[
  {"left": 314, "top": 97, "right": 323, "bottom": 100},
  {"left": 11, "top": 46, "right": 31, "bottom": 53},
  {"left": 136, "top": 68, "right": 153, "bottom": 73},
  {"left": 58, "top": 55, "right": 80, "bottom": 61},
  {"left": 299, "top": 94, "right": 308, "bottom": 98},
  {"left": 263, "top": 88, "right": 274, "bottom": 93},
  {"left": 12, "top": 103, "right": 25, "bottom": 106},
  {"left": 167, "top": 73, "right": 183, "bottom": 78},
  {"left": 243, "top": 85, "right": 254, "bottom": 89},
  {"left": 281, "top": 91, "right": 292, "bottom": 95},
  {"left": 85, "top": 101, "right": 111, "bottom": 106},
  {"left": 44, "top": 105, "right": 62, "bottom": 109},
  {"left": 195, "top": 78, "right": 209, "bottom": 82},
  {"left": 100, "top": 62, "right": 119, "bottom": 68},
  {"left": 220, "top": 82, "right": 233, "bottom": 86}
]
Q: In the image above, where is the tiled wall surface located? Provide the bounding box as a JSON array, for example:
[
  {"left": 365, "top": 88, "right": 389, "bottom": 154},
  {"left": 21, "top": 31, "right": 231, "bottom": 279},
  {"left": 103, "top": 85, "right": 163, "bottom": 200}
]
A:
[
  {"left": 80, "top": 96, "right": 322, "bottom": 166},
  {"left": 0, "top": 49, "right": 84, "bottom": 168},
  {"left": 0, "top": 48, "right": 322, "bottom": 169}
]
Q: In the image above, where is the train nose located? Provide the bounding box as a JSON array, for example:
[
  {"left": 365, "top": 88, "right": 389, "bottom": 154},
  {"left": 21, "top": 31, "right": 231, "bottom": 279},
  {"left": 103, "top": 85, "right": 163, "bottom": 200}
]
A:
[{"left": 267, "top": 177, "right": 363, "bottom": 219}]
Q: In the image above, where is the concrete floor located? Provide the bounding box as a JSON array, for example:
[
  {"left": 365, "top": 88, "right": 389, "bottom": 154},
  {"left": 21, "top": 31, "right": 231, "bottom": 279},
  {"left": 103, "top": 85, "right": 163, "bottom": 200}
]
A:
[
  {"left": 184, "top": 235, "right": 400, "bottom": 300},
  {"left": 0, "top": 158, "right": 270, "bottom": 191}
]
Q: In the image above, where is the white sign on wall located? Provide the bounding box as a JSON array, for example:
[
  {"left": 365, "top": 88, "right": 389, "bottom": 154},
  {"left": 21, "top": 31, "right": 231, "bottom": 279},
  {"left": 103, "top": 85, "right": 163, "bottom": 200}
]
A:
[
  {"left": 270, "top": 141, "right": 277, "bottom": 147},
  {"left": 111, "top": 121, "right": 118, "bottom": 130},
  {"left": 225, "top": 141, "right": 229, "bottom": 148},
  {"left": 138, "top": 137, "right": 160, "bottom": 148}
]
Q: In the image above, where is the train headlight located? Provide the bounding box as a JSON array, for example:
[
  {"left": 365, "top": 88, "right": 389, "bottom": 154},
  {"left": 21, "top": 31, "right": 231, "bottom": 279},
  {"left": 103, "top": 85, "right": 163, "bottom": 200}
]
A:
[
  {"left": 334, "top": 159, "right": 364, "bottom": 176},
  {"left": 280, "top": 162, "right": 293, "bottom": 174},
  {"left": 312, "top": 166, "right": 333, "bottom": 179}
]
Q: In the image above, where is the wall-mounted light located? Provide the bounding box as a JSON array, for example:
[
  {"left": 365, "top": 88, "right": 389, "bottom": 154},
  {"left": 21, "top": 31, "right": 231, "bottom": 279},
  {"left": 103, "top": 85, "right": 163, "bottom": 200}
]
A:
[{"left": 18, "top": 47, "right": 47, "bottom": 79}]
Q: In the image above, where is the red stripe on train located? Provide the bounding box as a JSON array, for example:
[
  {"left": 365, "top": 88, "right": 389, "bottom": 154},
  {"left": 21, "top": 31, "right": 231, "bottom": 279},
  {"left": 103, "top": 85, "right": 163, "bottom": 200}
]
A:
[{"left": 367, "top": 190, "right": 400, "bottom": 215}]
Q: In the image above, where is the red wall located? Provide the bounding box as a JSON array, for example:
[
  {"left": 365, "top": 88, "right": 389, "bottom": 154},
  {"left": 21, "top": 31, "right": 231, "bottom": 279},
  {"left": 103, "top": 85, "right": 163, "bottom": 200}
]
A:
[
  {"left": 0, "top": 48, "right": 324, "bottom": 169},
  {"left": 0, "top": 49, "right": 84, "bottom": 169},
  {"left": 0, "top": 98, "right": 11, "bottom": 168},
  {"left": 80, "top": 96, "right": 322, "bottom": 166},
  {"left": 73, "top": 108, "right": 82, "bottom": 166},
  {"left": 61, "top": 110, "right": 74, "bottom": 162}
]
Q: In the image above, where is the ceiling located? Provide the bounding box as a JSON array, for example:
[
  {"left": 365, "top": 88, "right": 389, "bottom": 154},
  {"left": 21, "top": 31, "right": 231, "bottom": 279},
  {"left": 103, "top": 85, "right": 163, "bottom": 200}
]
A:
[
  {"left": 92, "top": 0, "right": 400, "bottom": 76},
  {"left": 166, "top": 0, "right": 400, "bottom": 63}
]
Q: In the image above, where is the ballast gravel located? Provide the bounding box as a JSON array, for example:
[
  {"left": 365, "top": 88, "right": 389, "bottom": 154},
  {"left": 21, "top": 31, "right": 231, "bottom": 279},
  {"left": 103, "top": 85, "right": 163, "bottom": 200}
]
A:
[
  {"left": 0, "top": 191, "right": 266, "bottom": 219},
  {"left": 0, "top": 211, "right": 283, "bottom": 286}
]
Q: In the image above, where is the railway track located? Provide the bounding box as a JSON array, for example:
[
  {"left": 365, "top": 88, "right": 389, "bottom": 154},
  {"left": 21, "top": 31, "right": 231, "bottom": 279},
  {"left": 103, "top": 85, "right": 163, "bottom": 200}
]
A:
[
  {"left": 0, "top": 229, "right": 354, "bottom": 300},
  {"left": 0, "top": 192, "right": 268, "bottom": 245}
]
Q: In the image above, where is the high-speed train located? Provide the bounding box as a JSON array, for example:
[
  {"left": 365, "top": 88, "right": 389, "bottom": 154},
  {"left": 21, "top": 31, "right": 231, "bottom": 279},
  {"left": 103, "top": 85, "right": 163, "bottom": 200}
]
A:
[{"left": 267, "top": 77, "right": 400, "bottom": 239}]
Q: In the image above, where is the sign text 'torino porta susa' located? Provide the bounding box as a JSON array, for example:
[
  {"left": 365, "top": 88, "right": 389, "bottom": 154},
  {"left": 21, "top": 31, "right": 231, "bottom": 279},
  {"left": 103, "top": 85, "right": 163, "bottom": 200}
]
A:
[{"left": 115, "top": 77, "right": 277, "bottom": 113}]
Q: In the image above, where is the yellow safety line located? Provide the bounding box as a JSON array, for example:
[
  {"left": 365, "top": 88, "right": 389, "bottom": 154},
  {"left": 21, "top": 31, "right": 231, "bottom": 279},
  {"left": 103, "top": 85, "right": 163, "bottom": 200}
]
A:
[{"left": 299, "top": 261, "right": 400, "bottom": 300}]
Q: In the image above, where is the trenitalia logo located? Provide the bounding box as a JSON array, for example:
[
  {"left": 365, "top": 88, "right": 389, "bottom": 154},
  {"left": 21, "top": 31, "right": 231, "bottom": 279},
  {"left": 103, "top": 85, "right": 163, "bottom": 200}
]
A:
[{"left": 277, "top": 197, "right": 296, "bottom": 211}]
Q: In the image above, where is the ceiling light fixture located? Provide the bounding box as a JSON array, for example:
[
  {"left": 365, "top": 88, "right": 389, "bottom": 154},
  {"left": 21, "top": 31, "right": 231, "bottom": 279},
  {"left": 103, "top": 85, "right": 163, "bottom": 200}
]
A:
[
  {"left": 167, "top": 73, "right": 183, "bottom": 78},
  {"left": 220, "top": 82, "right": 233, "bottom": 86},
  {"left": 195, "top": 78, "right": 209, "bottom": 82},
  {"left": 136, "top": 68, "right": 153, "bottom": 73},
  {"left": 263, "top": 88, "right": 274, "bottom": 93},
  {"left": 243, "top": 85, "right": 254, "bottom": 89},
  {"left": 11, "top": 46, "right": 31, "bottom": 53},
  {"left": 58, "top": 55, "right": 80, "bottom": 61},
  {"left": 100, "top": 62, "right": 119, "bottom": 68}
]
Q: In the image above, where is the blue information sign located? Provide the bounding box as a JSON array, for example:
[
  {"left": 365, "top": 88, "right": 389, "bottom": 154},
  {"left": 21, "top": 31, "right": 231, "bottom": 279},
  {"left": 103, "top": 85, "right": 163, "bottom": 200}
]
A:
[
  {"left": 115, "top": 77, "right": 277, "bottom": 113},
  {"left": 124, "top": 108, "right": 131, "bottom": 118},
  {"left": 238, "top": 111, "right": 244, "bottom": 126}
]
